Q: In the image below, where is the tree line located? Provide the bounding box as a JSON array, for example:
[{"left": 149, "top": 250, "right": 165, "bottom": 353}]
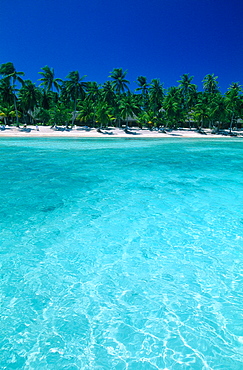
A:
[{"left": 0, "top": 62, "right": 242, "bottom": 133}]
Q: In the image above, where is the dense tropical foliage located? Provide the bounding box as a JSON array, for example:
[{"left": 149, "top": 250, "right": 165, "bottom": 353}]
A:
[{"left": 0, "top": 62, "right": 242, "bottom": 131}]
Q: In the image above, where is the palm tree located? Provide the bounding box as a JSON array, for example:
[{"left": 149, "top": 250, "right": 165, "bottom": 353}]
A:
[
  {"left": 84, "top": 82, "right": 101, "bottom": 124},
  {"left": 0, "top": 62, "right": 24, "bottom": 85},
  {"left": 38, "top": 66, "right": 62, "bottom": 124},
  {"left": 0, "top": 78, "right": 15, "bottom": 108},
  {"left": 49, "top": 103, "right": 71, "bottom": 127},
  {"left": 95, "top": 101, "right": 115, "bottom": 129},
  {"left": 63, "top": 71, "right": 87, "bottom": 126},
  {"left": 0, "top": 62, "right": 24, "bottom": 126},
  {"left": 148, "top": 79, "right": 164, "bottom": 114},
  {"left": 136, "top": 76, "right": 149, "bottom": 109},
  {"left": 77, "top": 99, "right": 95, "bottom": 126},
  {"left": 163, "top": 87, "right": 185, "bottom": 128},
  {"left": 208, "top": 93, "right": 226, "bottom": 132},
  {"left": 33, "top": 107, "right": 51, "bottom": 125},
  {"left": 119, "top": 93, "right": 140, "bottom": 130},
  {"left": 109, "top": 68, "right": 130, "bottom": 95},
  {"left": 39, "top": 89, "right": 55, "bottom": 110},
  {"left": 225, "top": 82, "right": 243, "bottom": 133},
  {"left": 137, "top": 110, "right": 159, "bottom": 130},
  {"left": 85, "top": 81, "right": 100, "bottom": 102},
  {"left": 136, "top": 76, "right": 149, "bottom": 95},
  {"left": 99, "top": 81, "right": 118, "bottom": 126},
  {"left": 19, "top": 80, "right": 41, "bottom": 124},
  {"left": 38, "top": 66, "right": 62, "bottom": 92},
  {"left": 192, "top": 92, "right": 209, "bottom": 130},
  {"left": 200, "top": 75, "right": 220, "bottom": 129},
  {"left": 0, "top": 106, "right": 16, "bottom": 125},
  {"left": 178, "top": 74, "right": 197, "bottom": 122},
  {"left": 202, "top": 74, "right": 219, "bottom": 94},
  {"left": 101, "top": 81, "right": 116, "bottom": 105}
]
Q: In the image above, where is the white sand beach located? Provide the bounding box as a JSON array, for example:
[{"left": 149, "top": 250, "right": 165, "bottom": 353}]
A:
[{"left": 0, "top": 125, "right": 241, "bottom": 138}]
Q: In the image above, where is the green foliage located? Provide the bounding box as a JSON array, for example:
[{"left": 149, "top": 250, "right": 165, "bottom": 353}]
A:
[
  {"left": 163, "top": 87, "right": 185, "bottom": 127},
  {"left": 0, "top": 105, "right": 16, "bottom": 125},
  {"left": 95, "top": 102, "right": 115, "bottom": 128},
  {"left": 0, "top": 62, "right": 25, "bottom": 125},
  {"left": 49, "top": 104, "right": 71, "bottom": 126},
  {"left": 149, "top": 79, "right": 164, "bottom": 113},
  {"left": 137, "top": 111, "right": 157, "bottom": 129},
  {"left": 109, "top": 68, "right": 129, "bottom": 95},
  {"left": 63, "top": 71, "right": 87, "bottom": 124},
  {"left": 225, "top": 83, "right": 243, "bottom": 131},
  {"left": 77, "top": 99, "right": 95, "bottom": 124},
  {"left": 202, "top": 74, "right": 219, "bottom": 94},
  {"left": 34, "top": 107, "right": 51, "bottom": 125},
  {"left": 38, "top": 66, "right": 62, "bottom": 92},
  {"left": 0, "top": 78, "right": 14, "bottom": 106},
  {"left": 19, "top": 80, "right": 40, "bottom": 112},
  {"left": 119, "top": 94, "right": 140, "bottom": 128},
  {"left": 0, "top": 62, "right": 243, "bottom": 130}
]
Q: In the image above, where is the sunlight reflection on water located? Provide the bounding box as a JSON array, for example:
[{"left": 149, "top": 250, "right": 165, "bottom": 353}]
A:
[{"left": 0, "top": 138, "right": 243, "bottom": 369}]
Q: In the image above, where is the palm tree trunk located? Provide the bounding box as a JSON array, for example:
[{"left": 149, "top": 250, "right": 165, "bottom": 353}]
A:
[
  {"left": 11, "top": 77, "right": 20, "bottom": 127},
  {"left": 229, "top": 112, "right": 234, "bottom": 133},
  {"left": 200, "top": 116, "right": 204, "bottom": 130},
  {"left": 13, "top": 95, "right": 19, "bottom": 127},
  {"left": 71, "top": 98, "right": 77, "bottom": 127}
]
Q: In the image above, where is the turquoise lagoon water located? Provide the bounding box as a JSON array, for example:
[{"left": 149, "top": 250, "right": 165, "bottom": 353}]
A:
[{"left": 0, "top": 137, "right": 243, "bottom": 370}]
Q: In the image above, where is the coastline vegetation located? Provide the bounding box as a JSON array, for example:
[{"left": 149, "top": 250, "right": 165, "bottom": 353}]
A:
[{"left": 0, "top": 62, "right": 242, "bottom": 134}]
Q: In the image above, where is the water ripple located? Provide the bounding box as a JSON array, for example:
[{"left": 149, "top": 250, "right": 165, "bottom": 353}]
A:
[{"left": 0, "top": 138, "right": 243, "bottom": 369}]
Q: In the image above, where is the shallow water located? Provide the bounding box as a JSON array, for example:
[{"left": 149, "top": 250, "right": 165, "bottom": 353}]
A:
[{"left": 0, "top": 138, "right": 243, "bottom": 370}]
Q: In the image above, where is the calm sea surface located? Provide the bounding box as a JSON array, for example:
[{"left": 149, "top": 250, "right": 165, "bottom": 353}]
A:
[{"left": 0, "top": 138, "right": 243, "bottom": 370}]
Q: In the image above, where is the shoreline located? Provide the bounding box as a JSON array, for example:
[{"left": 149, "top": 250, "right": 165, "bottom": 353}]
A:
[{"left": 0, "top": 126, "right": 242, "bottom": 138}]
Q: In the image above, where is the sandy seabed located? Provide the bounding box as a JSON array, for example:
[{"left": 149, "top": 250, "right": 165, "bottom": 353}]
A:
[{"left": 0, "top": 125, "right": 241, "bottom": 138}]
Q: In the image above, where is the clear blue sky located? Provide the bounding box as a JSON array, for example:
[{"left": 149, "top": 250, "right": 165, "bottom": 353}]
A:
[{"left": 1, "top": 0, "right": 243, "bottom": 93}]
